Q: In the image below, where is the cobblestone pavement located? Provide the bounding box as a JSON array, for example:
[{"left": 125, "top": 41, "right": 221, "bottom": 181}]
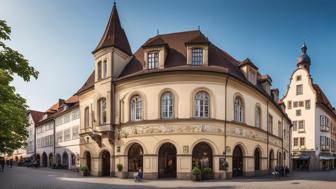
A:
[{"left": 0, "top": 166, "right": 336, "bottom": 189}]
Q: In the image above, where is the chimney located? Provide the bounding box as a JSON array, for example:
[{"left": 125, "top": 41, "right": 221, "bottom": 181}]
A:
[{"left": 271, "top": 88, "right": 279, "bottom": 102}]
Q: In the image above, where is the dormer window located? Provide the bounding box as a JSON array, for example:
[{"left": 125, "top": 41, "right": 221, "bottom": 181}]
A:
[
  {"left": 192, "top": 48, "right": 203, "bottom": 65},
  {"left": 247, "top": 69, "right": 257, "bottom": 85},
  {"left": 148, "top": 51, "right": 159, "bottom": 69}
]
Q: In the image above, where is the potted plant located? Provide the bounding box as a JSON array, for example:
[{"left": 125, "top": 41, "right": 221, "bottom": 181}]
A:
[
  {"left": 221, "top": 159, "right": 229, "bottom": 179},
  {"left": 192, "top": 167, "right": 201, "bottom": 181},
  {"left": 79, "top": 166, "right": 89, "bottom": 176},
  {"left": 202, "top": 167, "right": 212, "bottom": 180},
  {"left": 116, "top": 163, "right": 127, "bottom": 178}
]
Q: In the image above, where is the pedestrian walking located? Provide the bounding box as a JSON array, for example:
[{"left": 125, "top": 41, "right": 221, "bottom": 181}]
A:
[{"left": 9, "top": 159, "right": 13, "bottom": 168}]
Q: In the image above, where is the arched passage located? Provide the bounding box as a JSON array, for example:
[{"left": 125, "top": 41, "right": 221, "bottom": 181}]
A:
[
  {"left": 49, "top": 153, "right": 54, "bottom": 167},
  {"left": 254, "top": 148, "right": 261, "bottom": 171},
  {"left": 35, "top": 154, "right": 41, "bottom": 166},
  {"left": 232, "top": 145, "right": 244, "bottom": 177},
  {"left": 128, "top": 143, "right": 143, "bottom": 172},
  {"left": 56, "top": 154, "right": 61, "bottom": 166},
  {"left": 84, "top": 151, "right": 91, "bottom": 174},
  {"left": 192, "top": 142, "right": 213, "bottom": 179},
  {"left": 42, "top": 152, "right": 48, "bottom": 167},
  {"left": 269, "top": 149, "right": 274, "bottom": 170},
  {"left": 62, "top": 152, "right": 69, "bottom": 169},
  {"left": 101, "top": 151, "right": 110, "bottom": 176},
  {"left": 158, "top": 143, "right": 176, "bottom": 178}
]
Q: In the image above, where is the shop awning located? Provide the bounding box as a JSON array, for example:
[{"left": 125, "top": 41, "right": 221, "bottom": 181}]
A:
[
  {"left": 320, "top": 156, "right": 336, "bottom": 160},
  {"left": 292, "top": 155, "right": 310, "bottom": 160}
]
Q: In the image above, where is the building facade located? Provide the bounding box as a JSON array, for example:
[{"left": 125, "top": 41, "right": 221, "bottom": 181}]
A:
[
  {"left": 78, "top": 3, "right": 291, "bottom": 180},
  {"left": 35, "top": 105, "right": 57, "bottom": 167},
  {"left": 282, "top": 45, "right": 336, "bottom": 171},
  {"left": 54, "top": 96, "right": 80, "bottom": 169}
]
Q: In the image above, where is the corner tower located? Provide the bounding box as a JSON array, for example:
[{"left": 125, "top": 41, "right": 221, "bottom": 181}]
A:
[{"left": 93, "top": 2, "right": 132, "bottom": 81}]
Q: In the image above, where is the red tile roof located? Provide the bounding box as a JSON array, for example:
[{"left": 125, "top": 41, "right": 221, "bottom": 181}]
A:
[
  {"left": 29, "top": 110, "right": 44, "bottom": 123},
  {"left": 313, "top": 84, "right": 336, "bottom": 118},
  {"left": 65, "top": 95, "right": 79, "bottom": 104},
  {"left": 92, "top": 3, "right": 132, "bottom": 55}
]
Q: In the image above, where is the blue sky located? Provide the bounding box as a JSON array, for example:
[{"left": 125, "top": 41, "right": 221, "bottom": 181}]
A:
[{"left": 1, "top": 0, "right": 335, "bottom": 111}]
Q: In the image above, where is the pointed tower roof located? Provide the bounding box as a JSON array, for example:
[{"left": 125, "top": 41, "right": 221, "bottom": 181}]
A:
[
  {"left": 92, "top": 2, "right": 132, "bottom": 55},
  {"left": 297, "top": 43, "right": 311, "bottom": 68}
]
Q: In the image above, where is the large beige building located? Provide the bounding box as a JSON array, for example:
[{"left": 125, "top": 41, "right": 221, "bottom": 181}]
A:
[
  {"left": 282, "top": 44, "right": 336, "bottom": 171},
  {"left": 78, "top": 3, "right": 291, "bottom": 179}
]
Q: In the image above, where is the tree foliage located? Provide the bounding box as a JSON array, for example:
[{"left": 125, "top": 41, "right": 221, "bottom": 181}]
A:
[{"left": 0, "top": 20, "right": 39, "bottom": 154}]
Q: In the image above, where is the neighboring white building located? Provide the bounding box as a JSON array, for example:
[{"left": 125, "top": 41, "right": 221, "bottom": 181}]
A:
[
  {"left": 282, "top": 44, "right": 336, "bottom": 171},
  {"left": 54, "top": 96, "right": 80, "bottom": 169},
  {"left": 35, "top": 102, "right": 59, "bottom": 167}
]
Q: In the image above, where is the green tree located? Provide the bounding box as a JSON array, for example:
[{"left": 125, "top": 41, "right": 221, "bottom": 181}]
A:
[{"left": 0, "top": 20, "right": 39, "bottom": 154}]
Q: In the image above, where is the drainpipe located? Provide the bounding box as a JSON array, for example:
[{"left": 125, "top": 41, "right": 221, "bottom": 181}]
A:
[
  {"left": 266, "top": 101, "right": 269, "bottom": 170},
  {"left": 53, "top": 119, "right": 56, "bottom": 166},
  {"left": 110, "top": 50, "right": 115, "bottom": 176},
  {"left": 281, "top": 116, "right": 284, "bottom": 167},
  {"left": 224, "top": 76, "right": 229, "bottom": 157}
]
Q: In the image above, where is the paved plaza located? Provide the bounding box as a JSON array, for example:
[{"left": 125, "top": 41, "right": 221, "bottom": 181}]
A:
[{"left": 0, "top": 166, "right": 335, "bottom": 189}]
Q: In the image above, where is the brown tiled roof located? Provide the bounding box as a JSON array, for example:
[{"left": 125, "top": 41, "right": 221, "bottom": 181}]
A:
[
  {"left": 76, "top": 71, "right": 95, "bottom": 95},
  {"left": 313, "top": 84, "right": 336, "bottom": 117},
  {"left": 119, "top": 30, "right": 242, "bottom": 78},
  {"left": 46, "top": 102, "right": 60, "bottom": 114},
  {"left": 185, "top": 33, "right": 210, "bottom": 45},
  {"left": 92, "top": 3, "right": 132, "bottom": 55},
  {"left": 142, "top": 36, "right": 168, "bottom": 48},
  {"left": 29, "top": 110, "right": 44, "bottom": 123},
  {"left": 240, "top": 58, "right": 259, "bottom": 70},
  {"left": 65, "top": 95, "right": 79, "bottom": 104}
]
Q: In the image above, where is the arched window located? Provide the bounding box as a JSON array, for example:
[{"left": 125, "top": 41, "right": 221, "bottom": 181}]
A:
[
  {"left": 194, "top": 91, "right": 210, "bottom": 118},
  {"left": 97, "top": 61, "right": 102, "bottom": 80},
  {"left": 234, "top": 96, "right": 244, "bottom": 122},
  {"left": 84, "top": 107, "right": 90, "bottom": 129},
  {"left": 254, "top": 148, "right": 261, "bottom": 171},
  {"left": 128, "top": 143, "right": 143, "bottom": 172},
  {"left": 192, "top": 48, "right": 203, "bottom": 65},
  {"left": 255, "top": 105, "right": 261, "bottom": 128},
  {"left": 98, "top": 98, "right": 107, "bottom": 125},
  {"left": 130, "top": 95, "right": 142, "bottom": 121},
  {"left": 161, "top": 92, "right": 174, "bottom": 119},
  {"left": 103, "top": 60, "right": 107, "bottom": 79}
]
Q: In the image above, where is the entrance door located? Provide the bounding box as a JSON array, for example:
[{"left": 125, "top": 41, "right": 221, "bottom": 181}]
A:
[
  {"left": 85, "top": 152, "right": 91, "bottom": 174},
  {"left": 232, "top": 146, "right": 243, "bottom": 177},
  {"left": 102, "top": 151, "right": 110, "bottom": 176},
  {"left": 158, "top": 143, "right": 176, "bottom": 178}
]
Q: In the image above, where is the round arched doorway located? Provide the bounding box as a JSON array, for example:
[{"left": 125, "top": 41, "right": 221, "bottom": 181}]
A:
[
  {"left": 85, "top": 152, "right": 91, "bottom": 175},
  {"left": 158, "top": 143, "right": 177, "bottom": 178},
  {"left": 232, "top": 146, "right": 243, "bottom": 177},
  {"left": 128, "top": 143, "right": 143, "bottom": 172},
  {"left": 101, "top": 151, "right": 110, "bottom": 176},
  {"left": 192, "top": 142, "right": 213, "bottom": 179},
  {"left": 254, "top": 148, "right": 261, "bottom": 171},
  {"left": 62, "top": 152, "right": 69, "bottom": 169},
  {"left": 269, "top": 150, "right": 274, "bottom": 170},
  {"left": 49, "top": 153, "right": 54, "bottom": 167},
  {"left": 42, "top": 152, "right": 48, "bottom": 167},
  {"left": 35, "top": 154, "right": 41, "bottom": 166}
]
